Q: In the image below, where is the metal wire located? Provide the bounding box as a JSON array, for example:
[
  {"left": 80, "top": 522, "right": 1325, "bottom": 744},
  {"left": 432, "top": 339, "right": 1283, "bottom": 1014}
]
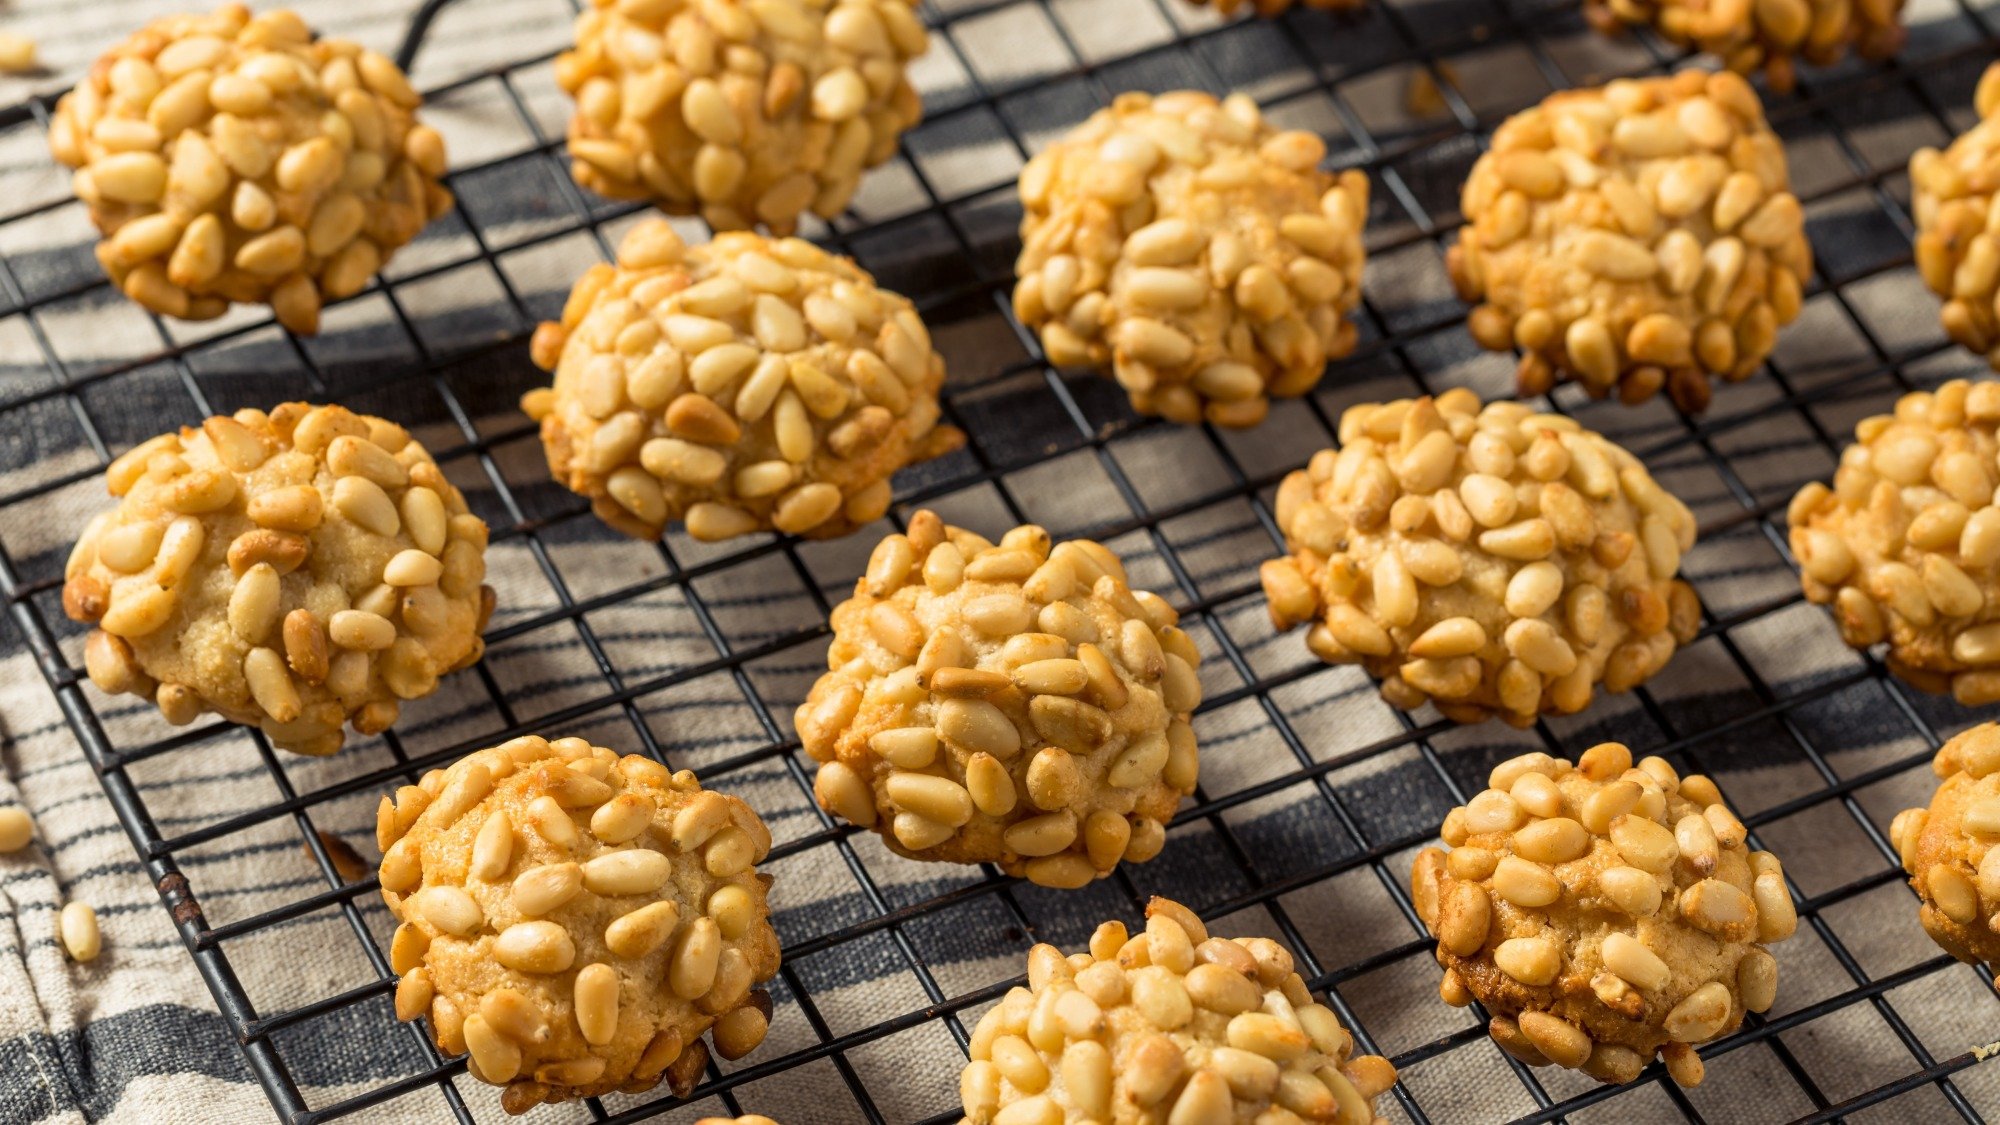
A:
[{"left": 1, "top": 0, "right": 1999, "bottom": 1121}]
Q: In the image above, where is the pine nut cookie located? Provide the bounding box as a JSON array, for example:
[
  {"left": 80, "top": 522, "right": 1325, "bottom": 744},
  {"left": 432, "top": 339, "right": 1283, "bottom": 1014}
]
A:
[
  {"left": 1412, "top": 743, "right": 1795, "bottom": 1088},
  {"left": 46, "top": 4, "right": 452, "bottom": 335},
  {"left": 62, "top": 403, "right": 493, "bottom": 756},
  {"left": 1446, "top": 70, "right": 1811, "bottom": 414},
  {"left": 1891, "top": 722, "right": 2000, "bottom": 982},
  {"left": 1012, "top": 90, "right": 1370, "bottom": 428},
  {"left": 1788, "top": 380, "right": 2000, "bottom": 706},
  {"left": 796, "top": 510, "right": 1200, "bottom": 889},
  {"left": 523, "top": 220, "right": 962, "bottom": 542},
  {"left": 1261, "top": 390, "right": 1701, "bottom": 726},
  {"left": 380, "top": 735, "right": 782, "bottom": 1114},
  {"left": 1584, "top": 0, "right": 1903, "bottom": 94},
  {"left": 1914, "top": 65, "right": 2000, "bottom": 367},
  {"left": 961, "top": 896, "right": 1398, "bottom": 1123},
  {"left": 555, "top": 0, "right": 925, "bottom": 234}
]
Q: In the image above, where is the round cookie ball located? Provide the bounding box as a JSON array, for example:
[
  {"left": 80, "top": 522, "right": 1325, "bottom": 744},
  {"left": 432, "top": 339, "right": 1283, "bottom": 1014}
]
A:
[
  {"left": 1260, "top": 390, "right": 1701, "bottom": 726},
  {"left": 1412, "top": 743, "right": 1796, "bottom": 1088},
  {"left": 46, "top": 4, "right": 452, "bottom": 335},
  {"left": 380, "top": 735, "right": 782, "bottom": 1114},
  {"left": 796, "top": 510, "right": 1200, "bottom": 889},
  {"left": 1583, "top": 0, "right": 1903, "bottom": 95},
  {"left": 1012, "top": 90, "right": 1370, "bottom": 428},
  {"left": 1891, "top": 722, "right": 2000, "bottom": 978},
  {"left": 1446, "top": 71, "right": 1811, "bottom": 414},
  {"left": 523, "top": 220, "right": 962, "bottom": 542},
  {"left": 1788, "top": 379, "right": 2000, "bottom": 706},
  {"left": 554, "top": 0, "right": 926, "bottom": 234},
  {"left": 695, "top": 1117, "right": 779, "bottom": 1125},
  {"left": 1913, "top": 65, "right": 2000, "bottom": 367},
  {"left": 62, "top": 403, "right": 493, "bottom": 756},
  {"left": 960, "top": 895, "right": 1398, "bottom": 1123}
]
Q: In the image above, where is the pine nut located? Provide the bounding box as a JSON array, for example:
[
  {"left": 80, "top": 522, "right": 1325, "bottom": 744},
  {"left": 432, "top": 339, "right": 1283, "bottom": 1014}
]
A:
[
  {"left": 669, "top": 917, "right": 722, "bottom": 999},
  {"left": 582, "top": 848, "right": 672, "bottom": 895},
  {"left": 1663, "top": 981, "right": 1733, "bottom": 1043},
  {"left": 590, "top": 793, "right": 654, "bottom": 843},
  {"left": 495, "top": 921, "right": 576, "bottom": 974},
  {"left": 416, "top": 885, "right": 483, "bottom": 936},
  {"left": 1597, "top": 865, "right": 1662, "bottom": 915},
  {"left": 1610, "top": 814, "right": 1679, "bottom": 873},
  {"left": 1737, "top": 948, "right": 1778, "bottom": 1013},
  {"left": 1494, "top": 936, "right": 1560, "bottom": 985},
  {"left": 463, "top": 1014, "right": 521, "bottom": 1083},
  {"left": 470, "top": 811, "right": 513, "bottom": 881},
  {"left": 512, "top": 862, "right": 583, "bottom": 916},
  {"left": 1491, "top": 855, "right": 1561, "bottom": 907},
  {"left": 704, "top": 825, "right": 758, "bottom": 877},
  {"left": 573, "top": 963, "right": 620, "bottom": 1045},
  {"left": 0, "top": 808, "right": 31, "bottom": 853}
]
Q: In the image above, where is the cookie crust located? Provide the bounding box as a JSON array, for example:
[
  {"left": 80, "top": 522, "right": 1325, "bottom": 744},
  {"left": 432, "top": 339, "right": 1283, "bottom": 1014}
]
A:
[
  {"left": 63, "top": 403, "right": 491, "bottom": 755},
  {"left": 962, "top": 896, "right": 1397, "bottom": 1124},
  {"left": 1412, "top": 743, "right": 1795, "bottom": 1087},
  {"left": 379, "top": 735, "right": 781, "bottom": 1114},
  {"left": 1446, "top": 70, "right": 1810, "bottom": 413},
  {"left": 523, "top": 220, "right": 961, "bottom": 542},
  {"left": 47, "top": 3, "right": 452, "bottom": 334},
  {"left": 797, "top": 510, "right": 1198, "bottom": 887},
  {"left": 1013, "top": 90, "right": 1369, "bottom": 428},
  {"left": 1261, "top": 389, "right": 1700, "bottom": 726}
]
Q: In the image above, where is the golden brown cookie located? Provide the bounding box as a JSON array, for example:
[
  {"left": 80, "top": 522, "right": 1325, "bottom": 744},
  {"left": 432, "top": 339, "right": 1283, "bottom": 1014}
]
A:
[
  {"left": 1447, "top": 71, "right": 1811, "bottom": 413},
  {"left": 62, "top": 403, "right": 492, "bottom": 755},
  {"left": 555, "top": 0, "right": 925, "bottom": 234},
  {"left": 1412, "top": 743, "right": 1795, "bottom": 1088},
  {"left": 1261, "top": 390, "right": 1701, "bottom": 726},
  {"left": 523, "top": 220, "right": 961, "bottom": 542},
  {"left": 1584, "top": 0, "right": 1903, "bottom": 94},
  {"left": 1891, "top": 722, "right": 2000, "bottom": 976},
  {"left": 1012, "top": 90, "right": 1369, "bottom": 428},
  {"left": 796, "top": 510, "right": 1199, "bottom": 888},
  {"left": 694, "top": 1117, "right": 780, "bottom": 1125},
  {"left": 380, "top": 735, "right": 781, "bottom": 1114},
  {"left": 961, "top": 896, "right": 1397, "bottom": 1123},
  {"left": 1788, "top": 379, "right": 2000, "bottom": 706},
  {"left": 1914, "top": 66, "right": 2000, "bottom": 367},
  {"left": 46, "top": 4, "right": 452, "bottom": 334}
]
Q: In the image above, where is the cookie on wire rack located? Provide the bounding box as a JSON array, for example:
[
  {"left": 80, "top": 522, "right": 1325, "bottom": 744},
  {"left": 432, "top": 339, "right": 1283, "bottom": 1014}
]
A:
[
  {"left": 1447, "top": 70, "right": 1811, "bottom": 413},
  {"left": 1260, "top": 389, "right": 1701, "bottom": 726},
  {"left": 960, "top": 895, "right": 1398, "bottom": 1123},
  {"left": 1913, "top": 63, "right": 2000, "bottom": 368},
  {"left": 62, "top": 403, "right": 493, "bottom": 756},
  {"left": 1891, "top": 722, "right": 2000, "bottom": 986},
  {"left": 1788, "top": 379, "right": 2000, "bottom": 706},
  {"left": 47, "top": 4, "right": 453, "bottom": 334},
  {"left": 1413, "top": 742, "right": 1796, "bottom": 1088},
  {"left": 796, "top": 510, "right": 1200, "bottom": 889},
  {"left": 380, "top": 735, "right": 782, "bottom": 1114},
  {"left": 523, "top": 219, "right": 962, "bottom": 542},
  {"left": 1013, "top": 90, "right": 1370, "bottom": 428},
  {"left": 1583, "top": 0, "right": 1904, "bottom": 94},
  {"left": 554, "top": 0, "right": 927, "bottom": 234}
]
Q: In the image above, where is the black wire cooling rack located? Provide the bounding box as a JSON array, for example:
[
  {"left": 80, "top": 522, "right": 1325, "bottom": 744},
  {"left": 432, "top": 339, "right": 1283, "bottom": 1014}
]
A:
[{"left": 6, "top": 0, "right": 2000, "bottom": 1120}]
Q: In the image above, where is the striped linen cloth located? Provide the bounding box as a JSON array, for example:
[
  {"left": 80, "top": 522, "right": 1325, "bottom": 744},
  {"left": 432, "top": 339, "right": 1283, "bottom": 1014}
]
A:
[{"left": 4, "top": 0, "right": 2000, "bottom": 1121}]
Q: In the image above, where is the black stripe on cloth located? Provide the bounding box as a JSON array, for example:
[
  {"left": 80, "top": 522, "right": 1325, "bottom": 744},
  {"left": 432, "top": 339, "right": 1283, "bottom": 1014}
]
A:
[{"left": 0, "top": 999, "right": 431, "bottom": 1123}]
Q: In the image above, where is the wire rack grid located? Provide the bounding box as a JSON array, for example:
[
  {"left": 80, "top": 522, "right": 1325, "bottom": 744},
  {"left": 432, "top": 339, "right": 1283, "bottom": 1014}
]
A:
[{"left": 2, "top": 0, "right": 2000, "bottom": 1120}]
